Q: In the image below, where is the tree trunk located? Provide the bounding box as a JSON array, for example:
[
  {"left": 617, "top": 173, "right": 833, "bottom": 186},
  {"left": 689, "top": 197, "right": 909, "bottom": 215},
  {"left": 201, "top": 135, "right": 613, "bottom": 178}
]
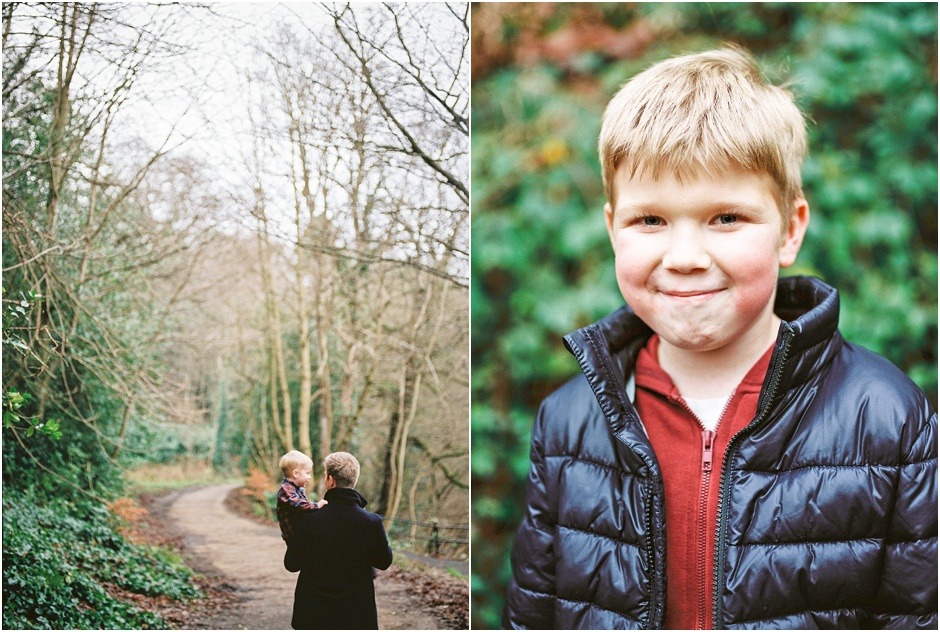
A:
[
  {"left": 375, "top": 408, "right": 400, "bottom": 516},
  {"left": 291, "top": 124, "right": 314, "bottom": 459},
  {"left": 255, "top": 213, "right": 293, "bottom": 453}
]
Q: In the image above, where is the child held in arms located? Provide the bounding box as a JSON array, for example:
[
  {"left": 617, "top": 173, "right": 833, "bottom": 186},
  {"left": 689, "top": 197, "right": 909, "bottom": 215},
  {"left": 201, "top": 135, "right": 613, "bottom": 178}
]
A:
[
  {"left": 277, "top": 450, "right": 327, "bottom": 544},
  {"left": 503, "top": 47, "right": 936, "bottom": 630}
]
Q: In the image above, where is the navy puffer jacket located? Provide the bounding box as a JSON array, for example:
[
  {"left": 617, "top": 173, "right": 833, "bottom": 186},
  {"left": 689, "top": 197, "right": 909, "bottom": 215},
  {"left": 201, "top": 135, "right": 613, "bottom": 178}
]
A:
[{"left": 503, "top": 276, "right": 937, "bottom": 629}]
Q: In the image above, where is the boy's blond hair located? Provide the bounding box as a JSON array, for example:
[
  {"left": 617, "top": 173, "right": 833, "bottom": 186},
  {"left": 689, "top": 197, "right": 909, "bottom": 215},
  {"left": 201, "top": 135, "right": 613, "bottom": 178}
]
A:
[
  {"left": 324, "top": 451, "right": 360, "bottom": 489},
  {"left": 599, "top": 47, "right": 806, "bottom": 222},
  {"left": 279, "top": 450, "right": 313, "bottom": 478}
]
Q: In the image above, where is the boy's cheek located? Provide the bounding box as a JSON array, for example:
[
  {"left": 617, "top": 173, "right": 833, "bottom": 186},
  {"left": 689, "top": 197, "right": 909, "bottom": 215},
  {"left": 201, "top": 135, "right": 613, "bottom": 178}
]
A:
[
  {"left": 731, "top": 256, "right": 781, "bottom": 314},
  {"left": 612, "top": 257, "right": 652, "bottom": 311},
  {"left": 733, "top": 275, "right": 778, "bottom": 315},
  {"left": 613, "top": 241, "right": 658, "bottom": 277}
]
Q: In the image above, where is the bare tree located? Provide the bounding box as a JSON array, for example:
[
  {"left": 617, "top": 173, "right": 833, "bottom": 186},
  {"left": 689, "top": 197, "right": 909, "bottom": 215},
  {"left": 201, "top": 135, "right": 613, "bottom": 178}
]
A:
[
  {"left": 3, "top": 4, "right": 219, "bottom": 471},
  {"left": 222, "top": 12, "right": 469, "bottom": 527},
  {"left": 321, "top": 2, "right": 469, "bottom": 287}
]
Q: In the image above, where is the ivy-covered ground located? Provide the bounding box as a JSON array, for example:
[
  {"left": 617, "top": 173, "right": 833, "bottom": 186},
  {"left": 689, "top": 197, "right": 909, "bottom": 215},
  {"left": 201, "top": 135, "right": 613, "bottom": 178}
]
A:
[{"left": 2, "top": 494, "right": 200, "bottom": 629}]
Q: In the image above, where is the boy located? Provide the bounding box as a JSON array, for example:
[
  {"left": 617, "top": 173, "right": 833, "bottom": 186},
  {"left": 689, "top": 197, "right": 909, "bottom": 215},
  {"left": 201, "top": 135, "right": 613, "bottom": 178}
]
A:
[
  {"left": 503, "top": 48, "right": 936, "bottom": 630},
  {"left": 277, "top": 450, "right": 327, "bottom": 544}
]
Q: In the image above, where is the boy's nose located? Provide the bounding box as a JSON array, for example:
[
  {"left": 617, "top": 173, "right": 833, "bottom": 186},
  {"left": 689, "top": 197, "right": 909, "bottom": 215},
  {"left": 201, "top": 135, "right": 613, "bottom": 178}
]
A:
[{"left": 661, "top": 228, "right": 710, "bottom": 272}]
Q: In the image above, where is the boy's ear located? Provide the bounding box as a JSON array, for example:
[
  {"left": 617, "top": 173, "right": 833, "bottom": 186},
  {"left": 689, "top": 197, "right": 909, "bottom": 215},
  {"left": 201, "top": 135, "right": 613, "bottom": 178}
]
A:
[
  {"left": 604, "top": 202, "right": 616, "bottom": 248},
  {"left": 779, "top": 197, "right": 810, "bottom": 268}
]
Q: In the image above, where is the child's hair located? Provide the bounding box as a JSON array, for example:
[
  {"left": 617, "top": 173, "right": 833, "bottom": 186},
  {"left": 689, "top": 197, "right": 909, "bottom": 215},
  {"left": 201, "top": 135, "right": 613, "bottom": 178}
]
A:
[
  {"left": 323, "top": 451, "right": 360, "bottom": 489},
  {"left": 598, "top": 46, "right": 807, "bottom": 222},
  {"left": 279, "top": 450, "right": 313, "bottom": 478}
]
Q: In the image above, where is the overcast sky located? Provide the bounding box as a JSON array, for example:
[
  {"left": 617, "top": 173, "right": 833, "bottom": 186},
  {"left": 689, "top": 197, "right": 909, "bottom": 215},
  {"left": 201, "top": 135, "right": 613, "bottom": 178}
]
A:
[{"left": 129, "top": 4, "right": 331, "bottom": 200}]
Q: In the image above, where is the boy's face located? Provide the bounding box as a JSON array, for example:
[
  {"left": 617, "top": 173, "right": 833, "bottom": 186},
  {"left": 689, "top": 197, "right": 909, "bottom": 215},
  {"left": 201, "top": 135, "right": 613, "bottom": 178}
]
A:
[
  {"left": 292, "top": 464, "right": 313, "bottom": 487},
  {"left": 604, "top": 165, "right": 808, "bottom": 355}
]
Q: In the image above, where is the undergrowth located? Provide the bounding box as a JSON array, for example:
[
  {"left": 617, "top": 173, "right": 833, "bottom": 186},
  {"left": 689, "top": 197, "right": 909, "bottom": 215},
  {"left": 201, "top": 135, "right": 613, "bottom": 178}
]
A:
[
  {"left": 240, "top": 467, "right": 278, "bottom": 521},
  {"left": 125, "top": 457, "right": 239, "bottom": 495},
  {"left": 2, "top": 492, "right": 200, "bottom": 629}
]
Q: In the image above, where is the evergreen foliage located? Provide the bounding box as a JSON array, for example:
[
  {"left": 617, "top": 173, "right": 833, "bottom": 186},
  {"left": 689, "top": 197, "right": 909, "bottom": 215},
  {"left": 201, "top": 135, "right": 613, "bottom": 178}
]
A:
[
  {"left": 2, "top": 493, "right": 199, "bottom": 629},
  {"left": 2, "top": 6, "right": 205, "bottom": 625},
  {"left": 1, "top": 290, "right": 202, "bottom": 627}
]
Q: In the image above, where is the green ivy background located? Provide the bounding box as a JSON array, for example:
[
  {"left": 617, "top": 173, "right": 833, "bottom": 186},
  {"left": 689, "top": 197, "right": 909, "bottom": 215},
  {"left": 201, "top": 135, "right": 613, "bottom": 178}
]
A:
[{"left": 470, "top": 3, "right": 937, "bottom": 628}]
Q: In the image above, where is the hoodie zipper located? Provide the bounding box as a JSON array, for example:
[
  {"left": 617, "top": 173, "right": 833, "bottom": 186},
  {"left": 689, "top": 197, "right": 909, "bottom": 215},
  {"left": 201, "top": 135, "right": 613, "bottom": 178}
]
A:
[
  {"left": 711, "top": 327, "right": 794, "bottom": 629},
  {"left": 698, "top": 428, "right": 716, "bottom": 629},
  {"left": 674, "top": 393, "right": 733, "bottom": 630}
]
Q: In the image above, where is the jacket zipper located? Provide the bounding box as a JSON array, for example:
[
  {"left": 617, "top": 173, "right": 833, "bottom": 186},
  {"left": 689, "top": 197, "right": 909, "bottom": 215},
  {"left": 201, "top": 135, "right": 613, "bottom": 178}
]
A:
[
  {"left": 711, "top": 327, "right": 794, "bottom": 629},
  {"left": 578, "top": 329, "right": 665, "bottom": 629},
  {"left": 644, "top": 477, "right": 661, "bottom": 630}
]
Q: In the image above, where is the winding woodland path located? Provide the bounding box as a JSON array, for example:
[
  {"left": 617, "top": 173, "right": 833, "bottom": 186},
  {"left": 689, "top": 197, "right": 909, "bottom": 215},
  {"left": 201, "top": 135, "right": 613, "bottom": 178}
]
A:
[{"left": 163, "top": 483, "right": 443, "bottom": 630}]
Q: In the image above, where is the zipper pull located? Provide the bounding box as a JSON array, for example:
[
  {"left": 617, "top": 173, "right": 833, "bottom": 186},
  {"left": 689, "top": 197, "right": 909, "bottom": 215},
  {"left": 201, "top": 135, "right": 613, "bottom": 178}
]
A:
[{"left": 702, "top": 430, "right": 715, "bottom": 472}]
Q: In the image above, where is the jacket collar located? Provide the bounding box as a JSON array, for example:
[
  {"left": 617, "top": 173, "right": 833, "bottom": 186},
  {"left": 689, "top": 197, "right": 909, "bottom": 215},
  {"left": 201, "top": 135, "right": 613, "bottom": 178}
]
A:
[
  {"left": 767, "top": 276, "right": 842, "bottom": 407},
  {"left": 563, "top": 276, "right": 842, "bottom": 471},
  {"left": 563, "top": 304, "right": 655, "bottom": 475},
  {"left": 323, "top": 486, "right": 369, "bottom": 508}
]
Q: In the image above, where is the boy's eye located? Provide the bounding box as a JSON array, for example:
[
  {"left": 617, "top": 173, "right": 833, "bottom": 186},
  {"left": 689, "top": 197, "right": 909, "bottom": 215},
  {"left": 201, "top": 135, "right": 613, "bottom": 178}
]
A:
[
  {"left": 640, "top": 215, "right": 663, "bottom": 226},
  {"left": 716, "top": 213, "right": 739, "bottom": 225}
]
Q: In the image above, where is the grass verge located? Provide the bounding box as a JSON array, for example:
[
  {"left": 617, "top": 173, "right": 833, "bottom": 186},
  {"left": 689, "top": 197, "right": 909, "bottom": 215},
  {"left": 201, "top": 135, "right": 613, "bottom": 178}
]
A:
[{"left": 125, "top": 458, "right": 240, "bottom": 495}]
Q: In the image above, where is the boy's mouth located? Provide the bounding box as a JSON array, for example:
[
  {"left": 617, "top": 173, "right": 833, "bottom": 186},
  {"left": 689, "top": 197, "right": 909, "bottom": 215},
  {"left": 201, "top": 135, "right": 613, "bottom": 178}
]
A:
[{"left": 660, "top": 288, "right": 723, "bottom": 298}]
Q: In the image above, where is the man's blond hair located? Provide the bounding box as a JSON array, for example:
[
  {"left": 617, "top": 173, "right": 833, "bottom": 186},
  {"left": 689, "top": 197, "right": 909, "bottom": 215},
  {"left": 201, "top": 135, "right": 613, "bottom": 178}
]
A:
[
  {"left": 279, "top": 450, "right": 313, "bottom": 478},
  {"left": 599, "top": 47, "right": 807, "bottom": 221},
  {"left": 324, "top": 452, "right": 360, "bottom": 489}
]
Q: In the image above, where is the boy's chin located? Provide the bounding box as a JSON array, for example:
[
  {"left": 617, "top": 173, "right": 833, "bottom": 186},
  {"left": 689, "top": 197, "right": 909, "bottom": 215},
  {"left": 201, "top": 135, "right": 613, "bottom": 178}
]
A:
[
  {"left": 666, "top": 340, "right": 723, "bottom": 354},
  {"left": 657, "top": 328, "right": 727, "bottom": 353}
]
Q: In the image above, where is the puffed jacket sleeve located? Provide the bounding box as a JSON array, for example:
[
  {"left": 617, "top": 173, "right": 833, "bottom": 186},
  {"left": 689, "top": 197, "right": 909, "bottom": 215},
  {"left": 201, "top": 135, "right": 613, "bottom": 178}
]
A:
[
  {"left": 869, "top": 399, "right": 937, "bottom": 629},
  {"left": 503, "top": 402, "right": 557, "bottom": 629}
]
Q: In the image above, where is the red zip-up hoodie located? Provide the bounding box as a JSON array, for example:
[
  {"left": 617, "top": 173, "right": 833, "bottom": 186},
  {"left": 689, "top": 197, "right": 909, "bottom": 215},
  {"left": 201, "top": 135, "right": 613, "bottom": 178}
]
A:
[{"left": 634, "top": 335, "right": 773, "bottom": 629}]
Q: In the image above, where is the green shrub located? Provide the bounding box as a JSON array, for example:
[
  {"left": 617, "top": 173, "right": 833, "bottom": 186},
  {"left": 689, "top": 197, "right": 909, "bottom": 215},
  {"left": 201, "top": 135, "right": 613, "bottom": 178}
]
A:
[{"left": 2, "top": 493, "right": 200, "bottom": 629}]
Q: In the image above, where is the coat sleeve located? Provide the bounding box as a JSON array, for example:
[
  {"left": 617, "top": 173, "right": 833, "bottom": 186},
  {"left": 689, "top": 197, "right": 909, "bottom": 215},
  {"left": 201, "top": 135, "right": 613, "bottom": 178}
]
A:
[
  {"left": 370, "top": 516, "right": 393, "bottom": 570},
  {"left": 284, "top": 520, "right": 305, "bottom": 572},
  {"left": 502, "top": 401, "right": 557, "bottom": 629},
  {"left": 868, "top": 397, "right": 937, "bottom": 629},
  {"left": 284, "top": 542, "right": 302, "bottom": 573},
  {"left": 284, "top": 510, "right": 312, "bottom": 572}
]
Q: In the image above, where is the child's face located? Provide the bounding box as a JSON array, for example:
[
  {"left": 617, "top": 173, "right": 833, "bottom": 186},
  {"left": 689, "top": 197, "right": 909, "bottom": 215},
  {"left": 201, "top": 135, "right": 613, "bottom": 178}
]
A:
[
  {"left": 292, "top": 464, "right": 313, "bottom": 488},
  {"left": 604, "top": 165, "right": 808, "bottom": 355}
]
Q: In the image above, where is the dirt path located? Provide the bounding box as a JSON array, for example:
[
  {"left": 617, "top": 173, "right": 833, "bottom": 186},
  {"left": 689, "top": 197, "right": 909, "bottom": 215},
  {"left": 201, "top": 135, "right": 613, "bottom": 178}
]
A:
[{"left": 164, "top": 483, "right": 443, "bottom": 630}]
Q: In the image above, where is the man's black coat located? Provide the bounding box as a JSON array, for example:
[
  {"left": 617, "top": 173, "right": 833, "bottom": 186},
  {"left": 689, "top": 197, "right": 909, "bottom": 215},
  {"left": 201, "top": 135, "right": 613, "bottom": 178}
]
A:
[{"left": 284, "top": 487, "right": 393, "bottom": 630}]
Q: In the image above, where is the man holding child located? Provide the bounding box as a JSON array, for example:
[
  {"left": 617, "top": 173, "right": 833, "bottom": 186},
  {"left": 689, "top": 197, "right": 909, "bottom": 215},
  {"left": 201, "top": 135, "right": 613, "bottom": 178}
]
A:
[{"left": 285, "top": 451, "right": 393, "bottom": 630}]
